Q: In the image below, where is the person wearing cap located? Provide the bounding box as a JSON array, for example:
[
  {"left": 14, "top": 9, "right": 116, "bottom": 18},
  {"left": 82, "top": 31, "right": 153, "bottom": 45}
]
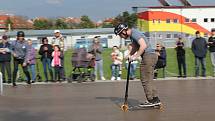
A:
[
  {"left": 10, "top": 31, "right": 31, "bottom": 86},
  {"left": 208, "top": 29, "right": 215, "bottom": 76},
  {"left": 52, "top": 30, "right": 65, "bottom": 81},
  {"left": 0, "top": 35, "right": 12, "bottom": 83},
  {"left": 175, "top": 37, "right": 187, "bottom": 78},
  {"left": 52, "top": 30, "right": 64, "bottom": 51},
  {"left": 191, "top": 31, "right": 208, "bottom": 77},
  {"left": 114, "top": 23, "right": 162, "bottom": 107},
  {"left": 88, "top": 36, "right": 106, "bottom": 81}
]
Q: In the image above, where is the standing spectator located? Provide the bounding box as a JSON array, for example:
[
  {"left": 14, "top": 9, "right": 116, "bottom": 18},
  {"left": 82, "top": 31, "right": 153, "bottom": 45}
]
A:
[
  {"left": 175, "top": 37, "right": 187, "bottom": 78},
  {"left": 124, "top": 44, "right": 139, "bottom": 80},
  {"left": 51, "top": 45, "right": 63, "bottom": 82},
  {"left": 10, "top": 31, "right": 31, "bottom": 86},
  {"left": 52, "top": 30, "right": 65, "bottom": 81},
  {"left": 110, "top": 46, "right": 123, "bottom": 81},
  {"left": 208, "top": 28, "right": 215, "bottom": 76},
  {"left": 89, "top": 36, "right": 105, "bottom": 80},
  {"left": 154, "top": 43, "right": 167, "bottom": 79},
  {"left": 191, "top": 31, "right": 208, "bottom": 77},
  {"left": 0, "top": 35, "right": 12, "bottom": 83},
  {"left": 26, "top": 39, "right": 36, "bottom": 83},
  {"left": 39, "top": 37, "right": 53, "bottom": 82}
]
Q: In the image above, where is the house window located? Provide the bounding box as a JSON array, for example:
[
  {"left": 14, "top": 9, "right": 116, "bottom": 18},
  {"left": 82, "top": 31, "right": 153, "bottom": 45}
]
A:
[
  {"left": 166, "top": 19, "right": 171, "bottom": 23},
  {"left": 173, "top": 19, "right": 178, "bottom": 23},
  {"left": 158, "top": 19, "right": 161, "bottom": 23},
  {"left": 174, "top": 34, "right": 178, "bottom": 38},
  {"left": 192, "top": 18, "right": 197, "bottom": 23},
  {"left": 107, "top": 35, "right": 112, "bottom": 39},
  {"left": 185, "top": 34, "right": 190, "bottom": 37},
  {"left": 185, "top": 18, "right": 190, "bottom": 23},
  {"left": 211, "top": 18, "right": 215, "bottom": 22},
  {"left": 166, "top": 34, "right": 172, "bottom": 39},
  {"left": 204, "top": 18, "right": 208, "bottom": 22},
  {"left": 153, "top": 19, "right": 156, "bottom": 23},
  {"left": 158, "top": 34, "right": 162, "bottom": 39}
]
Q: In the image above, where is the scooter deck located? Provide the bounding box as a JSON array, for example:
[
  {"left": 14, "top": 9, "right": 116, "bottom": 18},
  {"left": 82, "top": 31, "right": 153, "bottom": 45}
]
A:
[{"left": 128, "top": 104, "right": 163, "bottom": 111}]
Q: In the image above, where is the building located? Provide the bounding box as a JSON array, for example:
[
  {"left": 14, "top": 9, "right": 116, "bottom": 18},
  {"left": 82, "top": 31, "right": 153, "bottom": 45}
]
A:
[
  {"left": 0, "top": 15, "right": 33, "bottom": 30},
  {"left": 136, "top": 1, "right": 215, "bottom": 47},
  {"left": 4, "top": 28, "right": 122, "bottom": 50}
]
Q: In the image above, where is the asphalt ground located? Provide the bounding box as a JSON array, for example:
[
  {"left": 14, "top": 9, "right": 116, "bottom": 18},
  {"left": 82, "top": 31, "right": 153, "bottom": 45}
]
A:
[{"left": 0, "top": 78, "right": 215, "bottom": 121}]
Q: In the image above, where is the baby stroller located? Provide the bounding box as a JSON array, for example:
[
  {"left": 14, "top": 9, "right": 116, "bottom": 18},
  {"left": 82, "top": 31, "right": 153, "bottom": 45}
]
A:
[{"left": 68, "top": 48, "right": 95, "bottom": 83}]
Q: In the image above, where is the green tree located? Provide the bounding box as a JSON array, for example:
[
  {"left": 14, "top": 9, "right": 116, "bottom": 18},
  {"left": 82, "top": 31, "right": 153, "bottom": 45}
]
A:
[
  {"left": 101, "top": 22, "right": 113, "bottom": 28},
  {"left": 55, "top": 19, "right": 68, "bottom": 29},
  {"left": 33, "top": 19, "right": 50, "bottom": 30},
  {"left": 113, "top": 11, "right": 137, "bottom": 28},
  {"left": 5, "top": 17, "right": 13, "bottom": 30},
  {"left": 79, "top": 15, "right": 95, "bottom": 28}
]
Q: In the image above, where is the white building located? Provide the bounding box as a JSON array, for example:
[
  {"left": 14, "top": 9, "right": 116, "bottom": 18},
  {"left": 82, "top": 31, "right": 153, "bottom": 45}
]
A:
[
  {"left": 4, "top": 28, "right": 124, "bottom": 50},
  {"left": 136, "top": 5, "right": 215, "bottom": 47}
]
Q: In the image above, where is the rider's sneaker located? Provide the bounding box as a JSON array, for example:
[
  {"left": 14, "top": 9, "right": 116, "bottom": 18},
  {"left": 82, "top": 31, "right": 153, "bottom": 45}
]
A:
[
  {"left": 139, "top": 97, "right": 161, "bottom": 107},
  {"left": 139, "top": 100, "right": 150, "bottom": 107}
]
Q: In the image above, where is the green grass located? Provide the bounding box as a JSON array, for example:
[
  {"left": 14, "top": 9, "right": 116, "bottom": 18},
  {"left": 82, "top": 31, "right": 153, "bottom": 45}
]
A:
[{"left": 16, "top": 48, "right": 214, "bottom": 81}]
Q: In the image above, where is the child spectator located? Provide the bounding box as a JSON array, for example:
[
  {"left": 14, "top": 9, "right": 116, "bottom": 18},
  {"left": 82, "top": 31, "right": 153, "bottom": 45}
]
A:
[
  {"left": 51, "top": 45, "right": 63, "bottom": 82},
  {"left": 124, "top": 44, "right": 140, "bottom": 80},
  {"left": 110, "top": 46, "right": 123, "bottom": 81},
  {"left": 26, "top": 39, "right": 36, "bottom": 83}
]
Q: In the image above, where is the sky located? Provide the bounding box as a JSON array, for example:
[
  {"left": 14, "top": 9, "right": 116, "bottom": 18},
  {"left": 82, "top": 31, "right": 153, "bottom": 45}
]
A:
[{"left": 0, "top": 0, "right": 215, "bottom": 21}]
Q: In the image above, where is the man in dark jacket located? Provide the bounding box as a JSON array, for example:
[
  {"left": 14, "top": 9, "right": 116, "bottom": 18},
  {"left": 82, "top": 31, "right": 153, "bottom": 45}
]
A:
[
  {"left": 154, "top": 43, "right": 166, "bottom": 79},
  {"left": 191, "top": 31, "right": 208, "bottom": 77},
  {"left": 0, "top": 35, "right": 12, "bottom": 83},
  {"left": 175, "top": 37, "right": 186, "bottom": 78},
  {"left": 39, "top": 37, "right": 54, "bottom": 82},
  {"left": 208, "top": 28, "right": 215, "bottom": 76},
  {"left": 10, "top": 31, "right": 31, "bottom": 86}
]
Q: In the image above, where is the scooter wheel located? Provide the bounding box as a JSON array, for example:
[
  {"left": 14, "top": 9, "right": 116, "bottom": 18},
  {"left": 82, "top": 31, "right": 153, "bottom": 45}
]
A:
[{"left": 121, "top": 104, "right": 129, "bottom": 112}]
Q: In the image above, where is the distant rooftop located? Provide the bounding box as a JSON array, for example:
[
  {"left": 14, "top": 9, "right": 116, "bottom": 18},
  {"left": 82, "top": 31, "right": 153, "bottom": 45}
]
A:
[
  {"left": 4, "top": 28, "right": 114, "bottom": 37},
  {"left": 133, "top": 5, "right": 215, "bottom": 9}
]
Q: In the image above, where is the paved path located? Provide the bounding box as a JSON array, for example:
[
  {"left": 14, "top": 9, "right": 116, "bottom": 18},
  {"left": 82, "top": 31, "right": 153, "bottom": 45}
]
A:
[{"left": 0, "top": 79, "right": 215, "bottom": 121}]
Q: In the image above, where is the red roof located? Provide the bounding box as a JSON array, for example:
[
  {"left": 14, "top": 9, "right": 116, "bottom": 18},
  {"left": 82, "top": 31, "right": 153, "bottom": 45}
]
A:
[{"left": 134, "top": 5, "right": 215, "bottom": 9}]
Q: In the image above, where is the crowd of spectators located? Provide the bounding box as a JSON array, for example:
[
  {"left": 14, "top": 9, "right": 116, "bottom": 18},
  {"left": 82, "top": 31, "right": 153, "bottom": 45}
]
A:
[{"left": 0, "top": 29, "right": 215, "bottom": 86}]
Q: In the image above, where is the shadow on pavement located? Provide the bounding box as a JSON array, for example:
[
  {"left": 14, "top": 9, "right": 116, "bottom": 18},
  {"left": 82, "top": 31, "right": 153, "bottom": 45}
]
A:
[{"left": 95, "top": 97, "right": 141, "bottom": 108}]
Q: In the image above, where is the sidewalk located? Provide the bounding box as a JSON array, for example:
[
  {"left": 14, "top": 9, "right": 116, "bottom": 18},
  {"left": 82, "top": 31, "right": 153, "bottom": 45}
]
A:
[{"left": 3, "top": 76, "right": 214, "bottom": 85}]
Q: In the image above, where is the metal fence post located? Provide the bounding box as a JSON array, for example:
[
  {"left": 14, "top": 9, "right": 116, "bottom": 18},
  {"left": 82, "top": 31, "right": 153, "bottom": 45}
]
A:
[{"left": 0, "top": 72, "right": 3, "bottom": 95}]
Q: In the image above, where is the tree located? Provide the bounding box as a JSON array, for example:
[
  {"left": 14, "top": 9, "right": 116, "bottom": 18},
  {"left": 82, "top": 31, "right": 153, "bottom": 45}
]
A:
[
  {"left": 113, "top": 11, "right": 137, "bottom": 28},
  {"left": 55, "top": 19, "right": 68, "bottom": 29},
  {"left": 33, "top": 19, "right": 50, "bottom": 30},
  {"left": 79, "top": 15, "right": 95, "bottom": 28},
  {"left": 5, "top": 17, "right": 13, "bottom": 30},
  {"left": 101, "top": 22, "right": 113, "bottom": 28}
]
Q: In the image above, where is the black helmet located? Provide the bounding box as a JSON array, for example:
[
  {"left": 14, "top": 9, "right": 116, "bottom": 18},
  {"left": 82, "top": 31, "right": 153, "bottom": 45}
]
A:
[
  {"left": 114, "top": 23, "right": 128, "bottom": 35},
  {"left": 17, "top": 31, "right": 25, "bottom": 37}
]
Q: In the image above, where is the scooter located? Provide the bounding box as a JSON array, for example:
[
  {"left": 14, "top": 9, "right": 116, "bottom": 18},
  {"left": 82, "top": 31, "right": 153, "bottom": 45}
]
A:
[{"left": 121, "top": 61, "right": 131, "bottom": 112}]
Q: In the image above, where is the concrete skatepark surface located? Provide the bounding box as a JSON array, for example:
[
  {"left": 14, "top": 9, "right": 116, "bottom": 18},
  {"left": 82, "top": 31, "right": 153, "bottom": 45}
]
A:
[{"left": 0, "top": 79, "right": 215, "bottom": 121}]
